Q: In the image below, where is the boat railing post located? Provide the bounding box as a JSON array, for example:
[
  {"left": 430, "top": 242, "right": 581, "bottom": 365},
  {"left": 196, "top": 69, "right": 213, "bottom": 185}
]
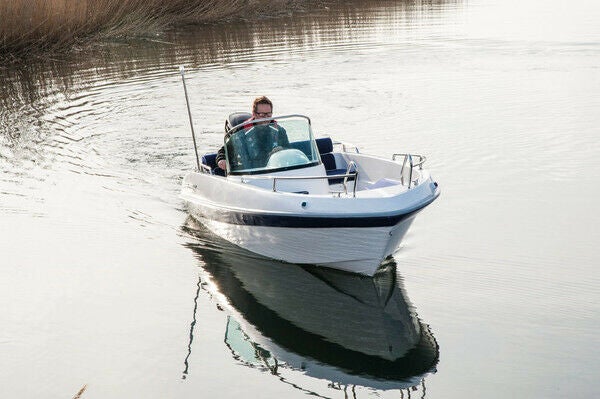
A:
[
  {"left": 401, "top": 155, "right": 408, "bottom": 185},
  {"left": 342, "top": 143, "right": 360, "bottom": 153},
  {"left": 179, "top": 66, "right": 201, "bottom": 172},
  {"left": 408, "top": 154, "right": 413, "bottom": 189},
  {"left": 393, "top": 153, "right": 426, "bottom": 185},
  {"left": 343, "top": 161, "right": 357, "bottom": 196}
]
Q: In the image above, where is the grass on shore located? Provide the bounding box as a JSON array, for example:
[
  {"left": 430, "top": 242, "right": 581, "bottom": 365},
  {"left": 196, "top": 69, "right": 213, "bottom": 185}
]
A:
[{"left": 0, "top": 0, "right": 293, "bottom": 59}]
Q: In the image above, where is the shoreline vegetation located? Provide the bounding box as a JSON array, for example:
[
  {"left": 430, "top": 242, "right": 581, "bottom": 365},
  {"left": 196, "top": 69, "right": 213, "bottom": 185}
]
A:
[{"left": 0, "top": 0, "right": 310, "bottom": 60}]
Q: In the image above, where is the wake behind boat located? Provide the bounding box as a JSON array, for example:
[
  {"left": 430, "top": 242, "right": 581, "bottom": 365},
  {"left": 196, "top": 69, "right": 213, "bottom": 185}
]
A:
[{"left": 180, "top": 111, "right": 440, "bottom": 275}]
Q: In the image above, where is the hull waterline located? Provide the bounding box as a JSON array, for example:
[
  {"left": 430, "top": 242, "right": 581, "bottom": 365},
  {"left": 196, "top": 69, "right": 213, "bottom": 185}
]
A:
[{"left": 186, "top": 204, "right": 424, "bottom": 275}]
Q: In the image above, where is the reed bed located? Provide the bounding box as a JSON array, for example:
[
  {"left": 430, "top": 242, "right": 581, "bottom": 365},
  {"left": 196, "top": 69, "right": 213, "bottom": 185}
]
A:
[{"left": 0, "top": 0, "right": 296, "bottom": 58}]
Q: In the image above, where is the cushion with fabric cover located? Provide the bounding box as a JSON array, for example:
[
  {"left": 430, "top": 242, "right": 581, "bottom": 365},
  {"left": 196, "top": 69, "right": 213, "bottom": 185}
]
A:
[{"left": 225, "top": 112, "right": 252, "bottom": 132}]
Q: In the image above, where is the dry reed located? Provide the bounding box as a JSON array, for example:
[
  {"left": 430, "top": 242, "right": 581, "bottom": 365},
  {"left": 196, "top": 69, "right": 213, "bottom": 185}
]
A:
[
  {"left": 0, "top": 0, "right": 297, "bottom": 58},
  {"left": 72, "top": 384, "right": 87, "bottom": 399}
]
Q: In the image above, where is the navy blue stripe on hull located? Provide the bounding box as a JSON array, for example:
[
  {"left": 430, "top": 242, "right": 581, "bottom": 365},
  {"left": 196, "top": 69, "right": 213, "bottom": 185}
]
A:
[{"left": 191, "top": 206, "right": 425, "bottom": 228}]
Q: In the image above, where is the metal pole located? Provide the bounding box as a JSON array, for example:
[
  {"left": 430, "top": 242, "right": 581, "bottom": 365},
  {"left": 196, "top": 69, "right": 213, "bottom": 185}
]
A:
[
  {"left": 407, "top": 154, "right": 413, "bottom": 189},
  {"left": 179, "top": 66, "right": 201, "bottom": 171}
]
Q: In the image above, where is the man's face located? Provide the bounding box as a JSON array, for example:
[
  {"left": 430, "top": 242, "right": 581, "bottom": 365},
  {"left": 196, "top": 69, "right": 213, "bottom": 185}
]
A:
[{"left": 253, "top": 103, "right": 272, "bottom": 125}]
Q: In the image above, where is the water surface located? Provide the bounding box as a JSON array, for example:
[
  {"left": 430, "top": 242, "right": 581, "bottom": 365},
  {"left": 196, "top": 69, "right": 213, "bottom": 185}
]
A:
[{"left": 1, "top": 0, "right": 599, "bottom": 398}]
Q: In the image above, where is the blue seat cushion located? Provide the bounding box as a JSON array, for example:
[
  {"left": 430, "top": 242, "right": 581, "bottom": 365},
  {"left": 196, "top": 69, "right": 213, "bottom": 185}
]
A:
[
  {"left": 226, "top": 112, "right": 252, "bottom": 132},
  {"left": 316, "top": 137, "right": 333, "bottom": 154},
  {"left": 202, "top": 153, "right": 217, "bottom": 168},
  {"left": 326, "top": 168, "right": 350, "bottom": 184},
  {"left": 320, "top": 153, "right": 336, "bottom": 171},
  {"left": 201, "top": 153, "right": 225, "bottom": 176}
]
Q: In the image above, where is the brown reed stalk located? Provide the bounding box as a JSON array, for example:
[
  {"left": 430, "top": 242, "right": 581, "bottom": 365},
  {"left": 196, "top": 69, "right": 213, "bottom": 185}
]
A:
[
  {"left": 72, "top": 384, "right": 87, "bottom": 399},
  {"left": 0, "top": 0, "right": 296, "bottom": 58}
]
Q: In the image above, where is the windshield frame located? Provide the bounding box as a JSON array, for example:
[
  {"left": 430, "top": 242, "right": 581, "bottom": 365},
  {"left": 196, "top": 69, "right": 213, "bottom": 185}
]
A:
[{"left": 224, "top": 114, "right": 321, "bottom": 176}]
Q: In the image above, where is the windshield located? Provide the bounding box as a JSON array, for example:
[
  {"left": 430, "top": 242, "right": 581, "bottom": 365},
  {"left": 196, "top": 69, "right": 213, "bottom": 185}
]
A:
[{"left": 224, "top": 115, "right": 320, "bottom": 175}]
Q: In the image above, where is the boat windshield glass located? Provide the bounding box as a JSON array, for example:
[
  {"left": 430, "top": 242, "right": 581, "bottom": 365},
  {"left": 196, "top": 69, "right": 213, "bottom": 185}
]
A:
[{"left": 224, "top": 115, "right": 320, "bottom": 175}]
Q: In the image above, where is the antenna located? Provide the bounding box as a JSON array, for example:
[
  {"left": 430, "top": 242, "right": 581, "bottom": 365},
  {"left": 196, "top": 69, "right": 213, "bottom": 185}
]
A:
[{"left": 179, "top": 66, "right": 201, "bottom": 171}]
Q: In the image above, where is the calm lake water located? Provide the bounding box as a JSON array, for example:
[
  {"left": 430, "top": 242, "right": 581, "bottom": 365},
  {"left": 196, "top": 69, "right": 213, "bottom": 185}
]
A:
[{"left": 1, "top": 0, "right": 599, "bottom": 397}]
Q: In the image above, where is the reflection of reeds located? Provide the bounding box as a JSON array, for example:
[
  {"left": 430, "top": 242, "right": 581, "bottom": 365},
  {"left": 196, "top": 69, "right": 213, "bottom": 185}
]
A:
[{"left": 0, "top": 0, "right": 293, "bottom": 58}]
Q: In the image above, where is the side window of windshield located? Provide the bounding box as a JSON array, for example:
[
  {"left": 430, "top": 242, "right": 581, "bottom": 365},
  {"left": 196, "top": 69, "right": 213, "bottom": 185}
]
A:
[{"left": 225, "top": 133, "right": 247, "bottom": 170}]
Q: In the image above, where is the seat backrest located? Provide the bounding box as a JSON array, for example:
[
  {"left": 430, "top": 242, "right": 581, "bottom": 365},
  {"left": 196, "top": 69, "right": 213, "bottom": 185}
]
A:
[
  {"left": 225, "top": 112, "right": 252, "bottom": 132},
  {"left": 315, "top": 137, "right": 333, "bottom": 155},
  {"left": 314, "top": 137, "right": 347, "bottom": 183},
  {"left": 315, "top": 137, "right": 336, "bottom": 171},
  {"left": 320, "top": 153, "right": 337, "bottom": 171}
]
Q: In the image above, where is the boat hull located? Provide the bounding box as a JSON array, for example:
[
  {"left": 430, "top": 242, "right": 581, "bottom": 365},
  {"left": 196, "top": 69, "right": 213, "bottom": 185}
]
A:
[
  {"left": 188, "top": 209, "right": 418, "bottom": 275},
  {"left": 181, "top": 158, "right": 439, "bottom": 275}
]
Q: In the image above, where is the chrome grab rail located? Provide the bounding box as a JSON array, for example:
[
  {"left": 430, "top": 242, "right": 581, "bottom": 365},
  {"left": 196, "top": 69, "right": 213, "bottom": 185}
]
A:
[
  {"left": 240, "top": 172, "right": 359, "bottom": 197},
  {"left": 342, "top": 143, "right": 360, "bottom": 153},
  {"left": 343, "top": 161, "right": 358, "bottom": 196},
  {"left": 333, "top": 141, "right": 360, "bottom": 154},
  {"left": 199, "top": 164, "right": 212, "bottom": 174},
  {"left": 392, "top": 153, "right": 426, "bottom": 189},
  {"left": 392, "top": 153, "right": 426, "bottom": 168},
  {"left": 271, "top": 173, "right": 359, "bottom": 197}
]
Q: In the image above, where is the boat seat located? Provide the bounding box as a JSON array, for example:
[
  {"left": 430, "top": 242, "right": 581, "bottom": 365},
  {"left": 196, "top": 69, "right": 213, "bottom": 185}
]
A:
[
  {"left": 287, "top": 138, "right": 333, "bottom": 162},
  {"left": 225, "top": 112, "right": 252, "bottom": 132},
  {"left": 315, "top": 137, "right": 333, "bottom": 154},
  {"left": 201, "top": 153, "right": 225, "bottom": 176},
  {"left": 315, "top": 137, "right": 350, "bottom": 184}
]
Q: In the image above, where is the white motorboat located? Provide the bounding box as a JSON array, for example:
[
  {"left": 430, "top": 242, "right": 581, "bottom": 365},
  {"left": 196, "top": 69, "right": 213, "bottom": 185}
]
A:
[{"left": 180, "top": 112, "right": 440, "bottom": 275}]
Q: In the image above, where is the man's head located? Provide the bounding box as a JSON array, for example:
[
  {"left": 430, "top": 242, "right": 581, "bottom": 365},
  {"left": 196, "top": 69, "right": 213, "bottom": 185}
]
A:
[{"left": 252, "top": 96, "right": 273, "bottom": 121}]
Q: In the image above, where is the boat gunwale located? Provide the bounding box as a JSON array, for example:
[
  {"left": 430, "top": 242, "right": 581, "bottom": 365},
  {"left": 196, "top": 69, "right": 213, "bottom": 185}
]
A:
[{"left": 181, "top": 186, "right": 439, "bottom": 228}]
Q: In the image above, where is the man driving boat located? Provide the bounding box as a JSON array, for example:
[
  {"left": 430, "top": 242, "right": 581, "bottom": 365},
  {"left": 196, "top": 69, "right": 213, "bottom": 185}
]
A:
[{"left": 216, "top": 96, "right": 289, "bottom": 171}]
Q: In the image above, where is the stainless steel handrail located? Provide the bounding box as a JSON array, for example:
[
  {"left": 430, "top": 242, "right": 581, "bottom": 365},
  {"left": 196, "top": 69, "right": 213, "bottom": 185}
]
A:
[
  {"left": 332, "top": 140, "right": 360, "bottom": 154},
  {"left": 240, "top": 172, "right": 359, "bottom": 197},
  {"left": 407, "top": 154, "right": 413, "bottom": 189},
  {"left": 392, "top": 153, "right": 426, "bottom": 189},
  {"left": 343, "top": 161, "right": 358, "bottom": 195},
  {"left": 342, "top": 143, "right": 360, "bottom": 153},
  {"left": 199, "top": 164, "right": 212, "bottom": 174},
  {"left": 272, "top": 173, "right": 359, "bottom": 197},
  {"left": 392, "top": 153, "right": 426, "bottom": 168}
]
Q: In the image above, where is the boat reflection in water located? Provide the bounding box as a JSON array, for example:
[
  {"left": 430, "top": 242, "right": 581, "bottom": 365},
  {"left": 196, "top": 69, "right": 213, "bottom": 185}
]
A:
[{"left": 183, "top": 219, "right": 439, "bottom": 396}]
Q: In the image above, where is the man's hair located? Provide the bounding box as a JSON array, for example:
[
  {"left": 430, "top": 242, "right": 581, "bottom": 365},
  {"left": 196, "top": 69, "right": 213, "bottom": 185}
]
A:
[{"left": 252, "top": 96, "right": 273, "bottom": 113}]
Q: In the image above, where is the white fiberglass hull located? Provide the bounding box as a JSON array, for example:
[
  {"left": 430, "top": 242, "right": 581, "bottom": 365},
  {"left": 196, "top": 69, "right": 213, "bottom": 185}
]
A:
[
  {"left": 181, "top": 161, "right": 438, "bottom": 275},
  {"left": 196, "top": 214, "right": 417, "bottom": 275}
]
